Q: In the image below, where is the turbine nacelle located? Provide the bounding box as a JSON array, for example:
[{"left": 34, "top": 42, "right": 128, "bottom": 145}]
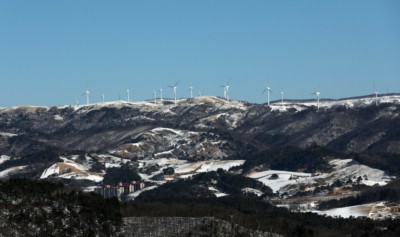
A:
[
  {"left": 82, "top": 90, "right": 91, "bottom": 105},
  {"left": 312, "top": 91, "right": 321, "bottom": 111},
  {"left": 262, "top": 85, "right": 272, "bottom": 105},
  {"left": 168, "top": 81, "right": 179, "bottom": 104}
]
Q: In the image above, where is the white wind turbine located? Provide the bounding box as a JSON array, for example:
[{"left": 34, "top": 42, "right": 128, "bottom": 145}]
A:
[
  {"left": 126, "top": 89, "right": 131, "bottom": 102},
  {"left": 153, "top": 90, "right": 158, "bottom": 104},
  {"left": 168, "top": 81, "right": 179, "bottom": 104},
  {"left": 280, "top": 89, "right": 284, "bottom": 105},
  {"left": 372, "top": 84, "right": 379, "bottom": 107},
  {"left": 373, "top": 91, "right": 379, "bottom": 107},
  {"left": 220, "top": 79, "right": 231, "bottom": 102},
  {"left": 189, "top": 84, "right": 194, "bottom": 99},
  {"left": 159, "top": 86, "right": 163, "bottom": 103},
  {"left": 374, "top": 91, "right": 379, "bottom": 107},
  {"left": 222, "top": 86, "right": 227, "bottom": 99},
  {"left": 82, "top": 90, "right": 90, "bottom": 105},
  {"left": 262, "top": 85, "right": 272, "bottom": 105},
  {"left": 312, "top": 91, "right": 321, "bottom": 111},
  {"left": 100, "top": 94, "right": 105, "bottom": 103}
]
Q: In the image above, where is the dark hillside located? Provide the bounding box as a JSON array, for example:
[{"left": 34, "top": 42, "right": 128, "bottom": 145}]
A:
[{"left": 0, "top": 179, "right": 122, "bottom": 237}]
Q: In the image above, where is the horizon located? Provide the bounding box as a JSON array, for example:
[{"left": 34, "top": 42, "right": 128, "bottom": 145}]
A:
[{"left": 1, "top": 1, "right": 399, "bottom": 107}]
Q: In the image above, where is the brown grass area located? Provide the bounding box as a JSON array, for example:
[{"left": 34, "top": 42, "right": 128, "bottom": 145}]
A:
[{"left": 56, "top": 163, "right": 89, "bottom": 176}]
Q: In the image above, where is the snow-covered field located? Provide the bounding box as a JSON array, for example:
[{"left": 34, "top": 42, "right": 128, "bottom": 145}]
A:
[
  {"left": 321, "top": 159, "right": 391, "bottom": 186},
  {"left": 313, "top": 203, "right": 373, "bottom": 218},
  {"left": 313, "top": 202, "right": 400, "bottom": 219},
  {"left": 249, "top": 159, "right": 392, "bottom": 195},
  {"left": 40, "top": 156, "right": 103, "bottom": 182},
  {"left": 174, "top": 160, "right": 245, "bottom": 174},
  {"left": 248, "top": 170, "right": 312, "bottom": 193},
  {"left": 138, "top": 158, "right": 245, "bottom": 180}
]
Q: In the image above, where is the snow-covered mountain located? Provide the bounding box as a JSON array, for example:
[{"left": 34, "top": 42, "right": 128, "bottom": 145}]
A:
[{"left": 0, "top": 94, "right": 399, "bottom": 219}]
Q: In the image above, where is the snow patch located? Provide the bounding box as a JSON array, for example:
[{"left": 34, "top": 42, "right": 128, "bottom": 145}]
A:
[
  {"left": 208, "top": 186, "right": 228, "bottom": 198},
  {"left": 0, "top": 132, "right": 17, "bottom": 138},
  {"left": 313, "top": 203, "right": 378, "bottom": 218},
  {"left": 0, "top": 155, "right": 11, "bottom": 165},
  {"left": 242, "top": 187, "right": 264, "bottom": 197},
  {"left": 53, "top": 115, "right": 64, "bottom": 121},
  {"left": 0, "top": 166, "right": 27, "bottom": 178},
  {"left": 249, "top": 170, "right": 312, "bottom": 193},
  {"left": 126, "top": 186, "right": 158, "bottom": 200}
]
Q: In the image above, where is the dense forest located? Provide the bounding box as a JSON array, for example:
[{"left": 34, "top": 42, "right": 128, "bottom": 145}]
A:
[
  {"left": 240, "top": 146, "right": 339, "bottom": 174},
  {"left": 0, "top": 179, "right": 122, "bottom": 237},
  {"left": 2, "top": 179, "right": 400, "bottom": 237},
  {"left": 123, "top": 197, "right": 400, "bottom": 237}
]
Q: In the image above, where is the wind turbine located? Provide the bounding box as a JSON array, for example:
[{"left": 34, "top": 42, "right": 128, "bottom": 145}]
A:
[
  {"left": 159, "top": 86, "right": 163, "bottom": 103},
  {"left": 126, "top": 89, "right": 130, "bottom": 102},
  {"left": 312, "top": 91, "right": 321, "bottom": 111},
  {"left": 262, "top": 85, "right": 272, "bottom": 105},
  {"left": 153, "top": 90, "right": 158, "bottom": 104},
  {"left": 82, "top": 90, "right": 90, "bottom": 105},
  {"left": 220, "top": 79, "right": 231, "bottom": 102},
  {"left": 280, "top": 89, "right": 284, "bottom": 105},
  {"left": 373, "top": 86, "right": 379, "bottom": 107},
  {"left": 168, "top": 81, "right": 179, "bottom": 104},
  {"left": 221, "top": 86, "right": 227, "bottom": 100},
  {"left": 189, "top": 84, "right": 194, "bottom": 99},
  {"left": 101, "top": 94, "right": 105, "bottom": 103}
]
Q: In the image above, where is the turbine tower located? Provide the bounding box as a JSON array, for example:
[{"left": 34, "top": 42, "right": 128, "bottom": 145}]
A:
[
  {"left": 168, "top": 81, "right": 179, "bottom": 104},
  {"left": 153, "top": 90, "right": 158, "bottom": 104},
  {"left": 82, "top": 90, "right": 90, "bottom": 105},
  {"left": 221, "top": 86, "right": 227, "bottom": 100},
  {"left": 374, "top": 91, "right": 379, "bottom": 107},
  {"left": 101, "top": 94, "right": 105, "bottom": 103},
  {"left": 312, "top": 91, "right": 321, "bottom": 111},
  {"left": 126, "top": 89, "right": 130, "bottom": 102},
  {"left": 221, "top": 79, "right": 231, "bottom": 102},
  {"left": 280, "top": 89, "right": 284, "bottom": 105},
  {"left": 189, "top": 84, "right": 194, "bottom": 99},
  {"left": 373, "top": 85, "right": 379, "bottom": 107},
  {"left": 262, "top": 85, "right": 272, "bottom": 105},
  {"left": 159, "top": 87, "right": 163, "bottom": 103}
]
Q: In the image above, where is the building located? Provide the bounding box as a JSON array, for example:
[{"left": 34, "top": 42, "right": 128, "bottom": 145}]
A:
[{"left": 94, "top": 180, "right": 153, "bottom": 200}]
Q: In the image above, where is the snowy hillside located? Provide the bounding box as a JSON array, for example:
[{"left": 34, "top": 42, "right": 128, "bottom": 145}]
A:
[{"left": 249, "top": 159, "right": 392, "bottom": 196}]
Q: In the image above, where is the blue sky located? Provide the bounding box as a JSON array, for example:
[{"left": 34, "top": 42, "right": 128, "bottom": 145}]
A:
[{"left": 0, "top": 1, "right": 399, "bottom": 106}]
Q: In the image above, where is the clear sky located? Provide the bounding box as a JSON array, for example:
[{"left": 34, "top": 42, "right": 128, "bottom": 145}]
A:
[{"left": 0, "top": 1, "right": 399, "bottom": 106}]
